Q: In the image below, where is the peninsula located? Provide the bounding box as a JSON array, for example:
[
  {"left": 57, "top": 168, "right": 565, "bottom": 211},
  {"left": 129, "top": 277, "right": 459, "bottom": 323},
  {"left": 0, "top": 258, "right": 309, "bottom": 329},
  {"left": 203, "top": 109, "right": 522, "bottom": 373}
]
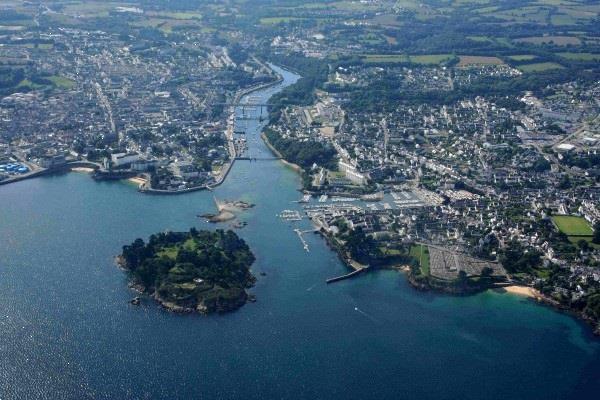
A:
[{"left": 118, "top": 229, "right": 256, "bottom": 314}]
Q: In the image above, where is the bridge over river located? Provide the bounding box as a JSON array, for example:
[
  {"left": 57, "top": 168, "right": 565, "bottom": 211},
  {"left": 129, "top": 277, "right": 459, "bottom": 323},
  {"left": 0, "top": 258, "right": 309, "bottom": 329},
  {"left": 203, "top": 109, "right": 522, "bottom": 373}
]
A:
[{"left": 235, "top": 156, "right": 282, "bottom": 161}]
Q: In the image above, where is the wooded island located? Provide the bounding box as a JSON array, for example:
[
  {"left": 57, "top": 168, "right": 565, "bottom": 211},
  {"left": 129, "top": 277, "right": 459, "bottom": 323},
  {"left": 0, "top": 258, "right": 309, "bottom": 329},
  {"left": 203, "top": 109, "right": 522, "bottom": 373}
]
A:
[{"left": 118, "top": 229, "right": 256, "bottom": 314}]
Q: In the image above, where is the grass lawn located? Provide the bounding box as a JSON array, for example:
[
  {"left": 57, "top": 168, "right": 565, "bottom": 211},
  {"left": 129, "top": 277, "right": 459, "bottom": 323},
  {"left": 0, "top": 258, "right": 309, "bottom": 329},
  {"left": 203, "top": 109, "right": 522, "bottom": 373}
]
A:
[
  {"left": 183, "top": 238, "right": 199, "bottom": 251},
  {"left": 16, "top": 79, "right": 46, "bottom": 90},
  {"left": 158, "top": 246, "right": 179, "bottom": 260},
  {"left": 552, "top": 215, "right": 593, "bottom": 236},
  {"left": 380, "top": 247, "right": 403, "bottom": 256},
  {"left": 48, "top": 75, "right": 76, "bottom": 89},
  {"left": 410, "top": 244, "right": 430, "bottom": 276}
]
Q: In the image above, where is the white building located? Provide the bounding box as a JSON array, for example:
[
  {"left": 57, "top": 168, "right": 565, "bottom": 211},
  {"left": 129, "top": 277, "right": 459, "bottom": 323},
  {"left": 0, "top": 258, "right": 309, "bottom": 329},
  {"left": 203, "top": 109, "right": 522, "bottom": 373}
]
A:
[
  {"left": 338, "top": 160, "right": 367, "bottom": 185},
  {"left": 111, "top": 152, "right": 140, "bottom": 168}
]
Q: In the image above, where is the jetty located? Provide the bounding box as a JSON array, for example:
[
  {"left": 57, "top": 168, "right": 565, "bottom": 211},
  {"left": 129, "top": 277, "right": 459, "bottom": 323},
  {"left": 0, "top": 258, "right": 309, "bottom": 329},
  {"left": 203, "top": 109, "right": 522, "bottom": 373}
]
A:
[
  {"left": 326, "top": 267, "right": 370, "bottom": 284},
  {"left": 294, "top": 228, "right": 311, "bottom": 252}
]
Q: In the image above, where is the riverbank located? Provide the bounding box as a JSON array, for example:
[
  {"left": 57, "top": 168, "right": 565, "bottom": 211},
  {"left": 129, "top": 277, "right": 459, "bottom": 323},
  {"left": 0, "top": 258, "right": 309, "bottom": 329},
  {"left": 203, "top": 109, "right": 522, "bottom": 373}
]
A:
[
  {"left": 142, "top": 63, "right": 283, "bottom": 195},
  {"left": 260, "top": 132, "right": 303, "bottom": 173}
]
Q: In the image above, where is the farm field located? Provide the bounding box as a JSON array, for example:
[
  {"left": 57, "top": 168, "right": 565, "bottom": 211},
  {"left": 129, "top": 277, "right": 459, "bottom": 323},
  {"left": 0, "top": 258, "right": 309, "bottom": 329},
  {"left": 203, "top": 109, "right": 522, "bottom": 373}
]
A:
[
  {"left": 362, "top": 54, "right": 410, "bottom": 63},
  {"left": 361, "top": 54, "right": 453, "bottom": 65},
  {"left": 557, "top": 52, "right": 600, "bottom": 61},
  {"left": 260, "top": 17, "right": 306, "bottom": 25},
  {"left": 507, "top": 54, "right": 537, "bottom": 61},
  {"left": 410, "top": 54, "right": 453, "bottom": 64},
  {"left": 458, "top": 56, "right": 504, "bottom": 66},
  {"left": 514, "top": 36, "right": 582, "bottom": 46},
  {"left": 518, "top": 62, "right": 565, "bottom": 72}
]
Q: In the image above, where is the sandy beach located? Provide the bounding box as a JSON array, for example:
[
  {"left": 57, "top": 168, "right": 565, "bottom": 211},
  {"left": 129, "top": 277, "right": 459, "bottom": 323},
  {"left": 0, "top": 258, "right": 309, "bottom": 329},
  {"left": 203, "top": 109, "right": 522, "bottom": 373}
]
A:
[
  {"left": 128, "top": 177, "right": 147, "bottom": 185},
  {"left": 502, "top": 285, "right": 542, "bottom": 299},
  {"left": 71, "top": 167, "right": 94, "bottom": 173}
]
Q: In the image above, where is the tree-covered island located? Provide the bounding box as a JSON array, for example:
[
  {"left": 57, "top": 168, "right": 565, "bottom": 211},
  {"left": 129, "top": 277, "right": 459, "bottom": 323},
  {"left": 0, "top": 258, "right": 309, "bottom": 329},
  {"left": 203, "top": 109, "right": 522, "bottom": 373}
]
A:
[{"left": 118, "top": 229, "right": 256, "bottom": 314}]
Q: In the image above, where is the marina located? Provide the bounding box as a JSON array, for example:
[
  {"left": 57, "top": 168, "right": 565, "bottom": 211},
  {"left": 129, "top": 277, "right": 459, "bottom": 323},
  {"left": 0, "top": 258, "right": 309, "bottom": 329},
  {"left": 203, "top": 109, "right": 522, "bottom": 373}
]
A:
[{"left": 278, "top": 210, "right": 302, "bottom": 221}]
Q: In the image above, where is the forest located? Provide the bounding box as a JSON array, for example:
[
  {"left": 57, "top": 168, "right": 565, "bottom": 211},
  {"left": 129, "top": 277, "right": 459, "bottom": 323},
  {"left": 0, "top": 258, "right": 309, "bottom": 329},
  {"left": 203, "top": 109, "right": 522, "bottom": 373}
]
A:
[{"left": 120, "top": 229, "right": 256, "bottom": 314}]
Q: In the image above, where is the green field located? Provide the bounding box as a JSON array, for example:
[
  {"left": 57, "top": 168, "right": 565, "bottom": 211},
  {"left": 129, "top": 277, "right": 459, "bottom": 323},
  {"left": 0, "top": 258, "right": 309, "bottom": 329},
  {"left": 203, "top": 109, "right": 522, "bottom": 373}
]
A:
[
  {"left": 467, "top": 35, "right": 493, "bottom": 43},
  {"left": 515, "top": 35, "right": 582, "bottom": 46},
  {"left": 48, "top": 76, "right": 76, "bottom": 89},
  {"left": 363, "top": 54, "right": 409, "bottom": 63},
  {"left": 557, "top": 52, "right": 600, "bottom": 61},
  {"left": 148, "top": 11, "right": 202, "bottom": 20},
  {"left": 567, "top": 236, "right": 600, "bottom": 249},
  {"left": 458, "top": 55, "right": 504, "bottom": 66},
  {"left": 362, "top": 54, "right": 453, "bottom": 65},
  {"left": 410, "top": 244, "right": 430, "bottom": 276},
  {"left": 507, "top": 54, "right": 537, "bottom": 61},
  {"left": 16, "top": 79, "right": 43, "bottom": 90},
  {"left": 260, "top": 17, "right": 305, "bottom": 24},
  {"left": 410, "top": 54, "right": 453, "bottom": 65},
  {"left": 552, "top": 215, "right": 593, "bottom": 236},
  {"left": 518, "top": 62, "right": 564, "bottom": 72}
]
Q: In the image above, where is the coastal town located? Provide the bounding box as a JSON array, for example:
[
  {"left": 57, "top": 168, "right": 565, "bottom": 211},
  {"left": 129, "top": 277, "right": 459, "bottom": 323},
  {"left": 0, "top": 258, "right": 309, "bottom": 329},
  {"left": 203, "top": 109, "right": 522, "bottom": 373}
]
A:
[
  {"left": 267, "top": 61, "right": 600, "bottom": 332},
  {"left": 0, "top": 0, "right": 599, "bottom": 334},
  {"left": 1, "top": 11, "right": 279, "bottom": 191}
]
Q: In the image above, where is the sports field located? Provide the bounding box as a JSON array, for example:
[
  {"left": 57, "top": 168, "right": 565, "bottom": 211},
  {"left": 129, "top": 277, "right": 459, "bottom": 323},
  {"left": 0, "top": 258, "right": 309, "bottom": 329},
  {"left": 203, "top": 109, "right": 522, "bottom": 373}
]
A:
[{"left": 552, "top": 215, "right": 593, "bottom": 236}]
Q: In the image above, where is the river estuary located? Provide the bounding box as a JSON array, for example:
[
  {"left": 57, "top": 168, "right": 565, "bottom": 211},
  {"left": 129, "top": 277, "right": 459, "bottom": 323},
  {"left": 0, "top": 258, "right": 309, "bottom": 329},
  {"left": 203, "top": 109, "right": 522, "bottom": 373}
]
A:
[{"left": 1, "top": 66, "right": 599, "bottom": 399}]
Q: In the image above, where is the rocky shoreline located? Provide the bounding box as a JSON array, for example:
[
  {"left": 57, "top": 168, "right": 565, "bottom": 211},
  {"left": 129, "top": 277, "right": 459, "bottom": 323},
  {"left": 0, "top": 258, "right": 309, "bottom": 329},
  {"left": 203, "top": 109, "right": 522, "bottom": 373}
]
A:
[
  {"left": 404, "top": 268, "right": 600, "bottom": 336},
  {"left": 117, "top": 255, "right": 254, "bottom": 315}
]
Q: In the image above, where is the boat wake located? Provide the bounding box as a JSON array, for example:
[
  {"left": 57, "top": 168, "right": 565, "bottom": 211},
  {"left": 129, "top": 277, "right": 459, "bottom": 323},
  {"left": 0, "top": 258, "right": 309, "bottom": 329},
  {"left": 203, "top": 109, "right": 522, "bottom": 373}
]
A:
[{"left": 354, "top": 306, "right": 380, "bottom": 324}]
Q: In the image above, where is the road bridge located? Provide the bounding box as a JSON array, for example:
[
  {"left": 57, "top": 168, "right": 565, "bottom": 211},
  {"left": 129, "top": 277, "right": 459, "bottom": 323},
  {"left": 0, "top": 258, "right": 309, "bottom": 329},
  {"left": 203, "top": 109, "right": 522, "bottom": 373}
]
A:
[{"left": 235, "top": 156, "right": 282, "bottom": 161}]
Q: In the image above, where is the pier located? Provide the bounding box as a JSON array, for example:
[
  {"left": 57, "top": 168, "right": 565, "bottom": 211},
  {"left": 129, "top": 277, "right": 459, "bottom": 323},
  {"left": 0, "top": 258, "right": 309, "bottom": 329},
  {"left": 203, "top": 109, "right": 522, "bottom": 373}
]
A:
[
  {"left": 294, "top": 228, "right": 311, "bottom": 252},
  {"left": 326, "top": 267, "right": 370, "bottom": 284}
]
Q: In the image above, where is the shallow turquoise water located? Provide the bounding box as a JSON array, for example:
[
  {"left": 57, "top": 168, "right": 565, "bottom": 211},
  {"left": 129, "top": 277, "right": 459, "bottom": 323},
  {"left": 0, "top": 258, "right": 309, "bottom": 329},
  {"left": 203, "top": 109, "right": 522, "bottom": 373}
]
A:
[{"left": 0, "top": 67, "right": 599, "bottom": 399}]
